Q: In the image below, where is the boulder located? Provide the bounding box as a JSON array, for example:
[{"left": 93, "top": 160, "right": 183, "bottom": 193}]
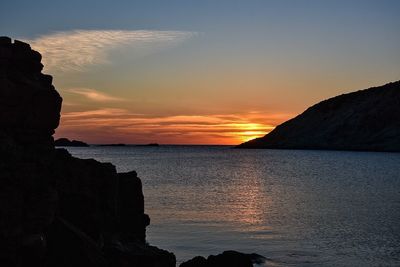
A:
[
  {"left": 180, "top": 256, "right": 208, "bottom": 267},
  {"left": 180, "top": 251, "right": 266, "bottom": 267}
]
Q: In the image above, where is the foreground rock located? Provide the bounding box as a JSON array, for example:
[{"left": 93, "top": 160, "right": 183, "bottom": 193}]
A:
[
  {"left": 238, "top": 81, "right": 400, "bottom": 151},
  {"left": 180, "top": 251, "right": 267, "bottom": 267},
  {"left": 55, "top": 138, "right": 89, "bottom": 147},
  {"left": 0, "top": 37, "right": 175, "bottom": 267}
]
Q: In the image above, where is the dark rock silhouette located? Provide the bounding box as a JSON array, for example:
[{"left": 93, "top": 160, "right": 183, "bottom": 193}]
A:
[
  {"left": 55, "top": 138, "right": 89, "bottom": 147},
  {"left": 144, "top": 143, "right": 159, "bottom": 147},
  {"left": 238, "top": 81, "right": 400, "bottom": 151},
  {"left": 180, "top": 251, "right": 266, "bottom": 267},
  {"left": 0, "top": 36, "right": 61, "bottom": 151},
  {"left": 180, "top": 256, "right": 208, "bottom": 267},
  {"left": 0, "top": 37, "right": 175, "bottom": 267}
]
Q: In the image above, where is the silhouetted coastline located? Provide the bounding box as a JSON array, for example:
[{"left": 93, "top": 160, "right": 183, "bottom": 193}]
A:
[
  {"left": 96, "top": 143, "right": 160, "bottom": 147},
  {"left": 98, "top": 143, "right": 126, "bottom": 147},
  {"left": 0, "top": 37, "right": 175, "bottom": 267},
  {"left": 136, "top": 143, "right": 160, "bottom": 147}
]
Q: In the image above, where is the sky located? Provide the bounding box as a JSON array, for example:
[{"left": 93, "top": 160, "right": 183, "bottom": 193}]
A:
[{"left": 1, "top": 0, "right": 400, "bottom": 144}]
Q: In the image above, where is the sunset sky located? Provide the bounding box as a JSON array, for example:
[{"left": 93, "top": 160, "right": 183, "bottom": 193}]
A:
[{"left": 2, "top": 1, "right": 399, "bottom": 144}]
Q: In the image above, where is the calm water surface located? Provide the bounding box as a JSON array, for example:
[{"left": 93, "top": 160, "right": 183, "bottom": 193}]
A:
[{"left": 64, "top": 146, "right": 400, "bottom": 266}]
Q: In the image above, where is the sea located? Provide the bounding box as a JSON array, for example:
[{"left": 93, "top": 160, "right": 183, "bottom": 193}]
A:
[{"left": 63, "top": 145, "right": 400, "bottom": 267}]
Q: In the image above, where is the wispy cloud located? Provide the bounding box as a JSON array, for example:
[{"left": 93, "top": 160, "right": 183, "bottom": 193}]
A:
[
  {"left": 67, "top": 88, "right": 125, "bottom": 102},
  {"left": 61, "top": 108, "right": 128, "bottom": 118},
  {"left": 56, "top": 109, "right": 292, "bottom": 144},
  {"left": 25, "top": 29, "right": 196, "bottom": 72}
]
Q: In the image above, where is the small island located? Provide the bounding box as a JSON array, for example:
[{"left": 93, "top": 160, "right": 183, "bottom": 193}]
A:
[
  {"left": 98, "top": 143, "right": 126, "bottom": 147},
  {"left": 55, "top": 138, "right": 89, "bottom": 147}
]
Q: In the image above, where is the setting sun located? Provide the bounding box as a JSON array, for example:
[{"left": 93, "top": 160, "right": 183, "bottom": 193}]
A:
[
  {"left": 238, "top": 131, "right": 266, "bottom": 143},
  {"left": 229, "top": 123, "right": 272, "bottom": 143}
]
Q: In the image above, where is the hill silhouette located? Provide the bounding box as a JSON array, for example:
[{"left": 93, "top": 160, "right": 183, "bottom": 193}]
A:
[{"left": 238, "top": 81, "right": 400, "bottom": 151}]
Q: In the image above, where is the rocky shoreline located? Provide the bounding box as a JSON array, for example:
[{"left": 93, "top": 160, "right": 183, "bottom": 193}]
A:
[{"left": 0, "top": 37, "right": 264, "bottom": 267}]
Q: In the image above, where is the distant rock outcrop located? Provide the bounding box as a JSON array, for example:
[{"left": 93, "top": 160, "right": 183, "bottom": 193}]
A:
[
  {"left": 99, "top": 143, "right": 126, "bottom": 147},
  {"left": 0, "top": 37, "right": 175, "bottom": 267},
  {"left": 136, "top": 143, "right": 159, "bottom": 147},
  {"left": 238, "top": 81, "right": 400, "bottom": 151},
  {"left": 55, "top": 138, "right": 89, "bottom": 147}
]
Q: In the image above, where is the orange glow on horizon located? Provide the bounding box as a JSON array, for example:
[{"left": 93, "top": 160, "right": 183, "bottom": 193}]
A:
[
  {"left": 55, "top": 109, "right": 291, "bottom": 145},
  {"left": 238, "top": 131, "right": 266, "bottom": 143},
  {"left": 228, "top": 123, "right": 269, "bottom": 143}
]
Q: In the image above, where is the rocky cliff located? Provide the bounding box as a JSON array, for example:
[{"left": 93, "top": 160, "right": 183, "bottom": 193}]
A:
[
  {"left": 0, "top": 37, "right": 175, "bottom": 267},
  {"left": 238, "top": 81, "right": 400, "bottom": 151}
]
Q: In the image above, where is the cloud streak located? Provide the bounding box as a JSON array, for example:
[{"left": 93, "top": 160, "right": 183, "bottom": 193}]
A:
[
  {"left": 25, "top": 29, "right": 196, "bottom": 72},
  {"left": 67, "top": 88, "right": 125, "bottom": 102}
]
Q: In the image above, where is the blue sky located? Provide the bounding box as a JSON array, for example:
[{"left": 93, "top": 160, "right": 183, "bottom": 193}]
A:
[
  {"left": 1, "top": 1, "right": 400, "bottom": 144},
  {"left": 3, "top": 1, "right": 400, "bottom": 43}
]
